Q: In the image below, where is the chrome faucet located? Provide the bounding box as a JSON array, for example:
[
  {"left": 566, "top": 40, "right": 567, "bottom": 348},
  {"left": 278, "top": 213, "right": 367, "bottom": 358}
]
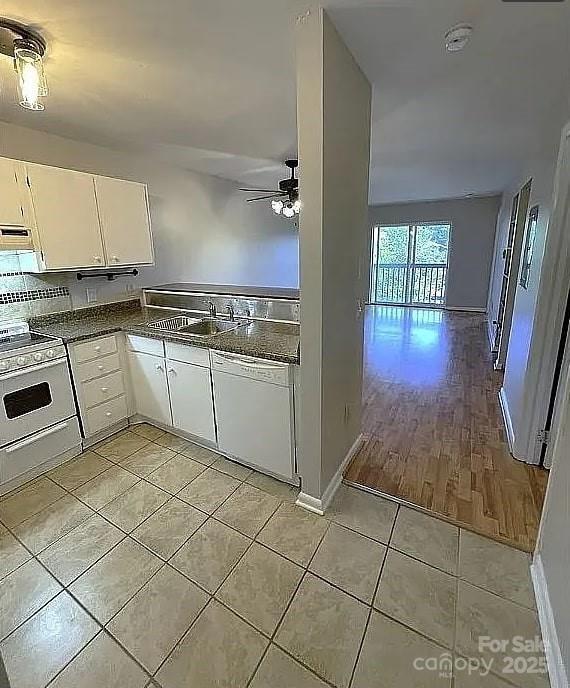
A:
[
  {"left": 208, "top": 301, "right": 217, "bottom": 318},
  {"left": 226, "top": 304, "right": 235, "bottom": 321}
]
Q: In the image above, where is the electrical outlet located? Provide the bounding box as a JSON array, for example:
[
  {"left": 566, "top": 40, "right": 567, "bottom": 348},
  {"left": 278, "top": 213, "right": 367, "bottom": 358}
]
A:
[{"left": 86, "top": 287, "right": 98, "bottom": 303}]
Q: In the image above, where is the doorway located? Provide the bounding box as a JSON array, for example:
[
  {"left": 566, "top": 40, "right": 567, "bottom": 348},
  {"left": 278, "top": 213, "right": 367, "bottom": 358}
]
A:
[
  {"left": 492, "top": 179, "right": 532, "bottom": 368},
  {"left": 369, "top": 223, "right": 451, "bottom": 306}
]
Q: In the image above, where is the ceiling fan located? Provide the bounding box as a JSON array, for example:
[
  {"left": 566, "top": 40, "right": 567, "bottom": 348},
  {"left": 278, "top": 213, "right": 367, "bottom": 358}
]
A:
[{"left": 240, "top": 159, "right": 300, "bottom": 217}]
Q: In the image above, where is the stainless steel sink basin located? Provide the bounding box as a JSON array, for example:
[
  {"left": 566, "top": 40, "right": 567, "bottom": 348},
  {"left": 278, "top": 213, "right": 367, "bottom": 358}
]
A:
[
  {"left": 148, "top": 315, "right": 201, "bottom": 331},
  {"left": 178, "top": 319, "right": 242, "bottom": 336},
  {"left": 148, "top": 315, "right": 248, "bottom": 338}
]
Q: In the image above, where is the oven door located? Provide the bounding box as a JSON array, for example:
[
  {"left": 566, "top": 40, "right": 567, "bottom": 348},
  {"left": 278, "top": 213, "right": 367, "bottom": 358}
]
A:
[{"left": 0, "top": 358, "right": 76, "bottom": 447}]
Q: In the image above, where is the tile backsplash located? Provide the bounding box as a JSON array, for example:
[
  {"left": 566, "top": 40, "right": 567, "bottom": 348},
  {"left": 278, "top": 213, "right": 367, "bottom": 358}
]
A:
[{"left": 0, "top": 251, "right": 72, "bottom": 324}]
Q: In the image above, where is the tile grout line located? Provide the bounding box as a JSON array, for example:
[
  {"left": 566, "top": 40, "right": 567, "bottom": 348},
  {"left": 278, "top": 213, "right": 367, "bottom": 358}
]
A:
[
  {"left": 147, "top": 484, "right": 294, "bottom": 680},
  {"left": 152, "top": 495, "right": 330, "bottom": 684},
  {"left": 2, "top": 437, "right": 540, "bottom": 688},
  {"left": 347, "top": 503, "right": 400, "bottom": 688}
]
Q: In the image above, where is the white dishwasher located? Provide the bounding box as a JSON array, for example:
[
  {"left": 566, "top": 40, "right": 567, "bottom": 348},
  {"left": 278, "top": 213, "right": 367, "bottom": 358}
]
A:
[{"left": 211, "top": 351, "right": 295, "bottom": 481}]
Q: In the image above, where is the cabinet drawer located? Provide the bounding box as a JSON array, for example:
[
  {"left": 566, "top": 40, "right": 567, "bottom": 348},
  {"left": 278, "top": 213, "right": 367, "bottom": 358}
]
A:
[
  {"left": 165, "top": 341, "right": 210, "bottom": 368},
  {"left": 82, "top": 370, "right": 125, "bottom": 409},
  {"left": 76, "top": 352, "right": 121, "bottom": 382},
  {"left": 85, "top": 395, "right": 128, "bottom": 436},
  {"left": 74, "top": 335, "right": 117, "bottom": 363},
  {"left": 126, "top": 334, "right": 164, "bottom": 356}
]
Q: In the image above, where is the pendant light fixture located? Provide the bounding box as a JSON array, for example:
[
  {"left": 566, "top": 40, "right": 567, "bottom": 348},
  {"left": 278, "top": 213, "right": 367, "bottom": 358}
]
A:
[{"left": 0, "top": 19, "right": 48, "bottom": 111}]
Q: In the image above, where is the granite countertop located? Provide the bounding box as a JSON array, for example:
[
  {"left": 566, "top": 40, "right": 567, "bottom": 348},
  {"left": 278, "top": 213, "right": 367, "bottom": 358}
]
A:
[{"left": 29, "top": 300, "right": 300, "bottom": 364}]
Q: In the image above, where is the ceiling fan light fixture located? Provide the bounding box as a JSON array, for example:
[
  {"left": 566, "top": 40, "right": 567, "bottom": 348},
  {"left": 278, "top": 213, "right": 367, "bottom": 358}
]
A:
[
  {"left": 282, "top": 203, "right": 295, "bottom": 218},
  {"left": 271, "top": 199, "right": 284, "bottom": 215}
]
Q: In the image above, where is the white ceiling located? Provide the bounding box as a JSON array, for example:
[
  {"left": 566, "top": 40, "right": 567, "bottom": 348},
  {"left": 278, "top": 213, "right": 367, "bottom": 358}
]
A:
[
  {"left": 328, "top": 0, "right": 570, "bottom": 203},
  {"left": 0, "top": 1, "right": 569, "bottom": 203}
]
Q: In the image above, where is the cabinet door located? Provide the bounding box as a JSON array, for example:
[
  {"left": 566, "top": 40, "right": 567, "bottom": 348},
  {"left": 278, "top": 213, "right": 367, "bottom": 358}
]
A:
[
  {"left": 212, "top": 371, "right": 293, "bottom": 479},
  {"left": 167, "top": 360, "right": 216, "bottom": 443},
  {"left": 127, "top": 351, "right": 171, "bottom": 425},
  {"left": 95, "top": 176, "right": 153, "bottom": 266},
  {"left": 27, "top": 165, "right": 104, "bottom": 270},
  {"left": 0, "top": 158, "right": 25, "bottom": 226}
]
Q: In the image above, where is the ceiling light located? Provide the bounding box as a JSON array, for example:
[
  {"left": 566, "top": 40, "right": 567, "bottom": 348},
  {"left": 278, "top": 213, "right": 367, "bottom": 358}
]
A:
[
  {"left": 0, "top": 19, "right": 48, "bottom": 111},
  {"left": 271, "top": 200, "right": 284, "bottom": 215},
  {"left": 444, "top": 23, "right": 473, "bottom": 52},
  {"left": 282, "top": 203, "right": 296, "bottom": 218}
]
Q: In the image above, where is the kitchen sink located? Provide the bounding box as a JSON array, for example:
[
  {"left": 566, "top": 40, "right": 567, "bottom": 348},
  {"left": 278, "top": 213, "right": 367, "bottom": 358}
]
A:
[
  {"left": 148, "top": 315, "right": 248, "bottom": 337},
  {"left": 178, "top": 319, "right": 242, "bottom": 336}
]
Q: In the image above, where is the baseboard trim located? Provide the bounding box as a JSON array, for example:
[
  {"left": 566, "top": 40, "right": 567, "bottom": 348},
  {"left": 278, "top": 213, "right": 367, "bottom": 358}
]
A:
[
  {"left": 531, "top": 554, "right": 568, "bottom": 688},
  {"left": 486, "top": 319, "right": 498, "bottom": 353},
  {"left": 295, "top": 492, "right": 325, "bottom": 516},
  {"left": 296, "top": 433, "right": 364, "bottom": 516},
  {"left": 444, "top": 305, "right": 487, "bottom": 313},
  {"left": 499, "top": 387, "right": 515, "bottom": 455},
  {"left": 368, "top": 303, "right": 486, "bottom": 314}
]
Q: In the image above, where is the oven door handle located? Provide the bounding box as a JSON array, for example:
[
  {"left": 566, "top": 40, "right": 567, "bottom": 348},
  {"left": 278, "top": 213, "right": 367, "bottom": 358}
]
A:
[
  {"left": 4, "top": 420, "right": 70, "bottom": 454},
  {"left": 0, "top": 358, "right": 66, "bottom": 381}
]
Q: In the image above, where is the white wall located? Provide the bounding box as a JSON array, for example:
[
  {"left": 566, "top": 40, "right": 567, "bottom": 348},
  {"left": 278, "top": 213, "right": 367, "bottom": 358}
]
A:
[
  {"left": 297, "top": 7, "right": 371, "bottom": 500},
  {"left": 533, "top": 355, "right": 570, "bottom": 688},
  {"left": 491, "top": 157, "right": 557, "bottom": 458},
  {"left": 0, "top": 122, "right": 299, "bottom": 307},
  {"left": 368, "top": 196, "right": 501, "bottom": 311}
]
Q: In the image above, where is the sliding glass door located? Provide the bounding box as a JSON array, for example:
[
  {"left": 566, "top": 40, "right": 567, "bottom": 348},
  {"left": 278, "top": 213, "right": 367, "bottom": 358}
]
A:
[{"left": 369, "top": 223, "right": 451, "bottom": 306}]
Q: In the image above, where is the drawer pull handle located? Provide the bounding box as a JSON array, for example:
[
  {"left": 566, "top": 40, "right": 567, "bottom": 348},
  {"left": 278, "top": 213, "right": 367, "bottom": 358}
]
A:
[
  {"left": 97, "top": 365, "right": 104, "bottom": 371},
  {"left": 101, "top": 387, "right": 109, "bottom": 393},
  {"left": 105, "top": 412, "right": 112, "bottom": 417},
  {"left": 167, "top": 368, "right": 176, "bottom": 375},
  {"left": 156, "top": 364, "right": 164, "bottom": 371},
  {"left": 94, "top": 346, "right": 101, "bottom": 352}
]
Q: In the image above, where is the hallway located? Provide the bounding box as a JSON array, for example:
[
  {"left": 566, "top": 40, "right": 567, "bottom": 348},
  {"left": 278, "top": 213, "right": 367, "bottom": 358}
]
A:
[{"left": 345, "top": 306, "right": 548, "bottom": 552}]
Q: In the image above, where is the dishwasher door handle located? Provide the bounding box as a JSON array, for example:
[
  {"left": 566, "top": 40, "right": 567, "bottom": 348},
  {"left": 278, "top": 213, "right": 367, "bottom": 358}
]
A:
[{"left": 213, "top": 352, "right": 286, "bottom": 371}]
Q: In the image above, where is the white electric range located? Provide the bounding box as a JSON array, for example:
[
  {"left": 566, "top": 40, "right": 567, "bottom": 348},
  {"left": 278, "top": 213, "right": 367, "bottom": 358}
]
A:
[{"left": 0, "top": 322, "right": 81, "bottom": 495}]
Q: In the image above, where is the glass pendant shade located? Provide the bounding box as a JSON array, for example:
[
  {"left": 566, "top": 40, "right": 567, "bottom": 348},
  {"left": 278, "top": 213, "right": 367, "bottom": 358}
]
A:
[{"left": 14, "top": 40, "right": 47, "bottom": 110}]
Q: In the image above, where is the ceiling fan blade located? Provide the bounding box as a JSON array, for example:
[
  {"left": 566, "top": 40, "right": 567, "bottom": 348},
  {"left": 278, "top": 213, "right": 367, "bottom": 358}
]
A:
[
  {"left": 239, "top": 188, "right": 282, "bottom": 193},
  {"left": 246, "top": 194, "right": 287, "bottom": 202}
]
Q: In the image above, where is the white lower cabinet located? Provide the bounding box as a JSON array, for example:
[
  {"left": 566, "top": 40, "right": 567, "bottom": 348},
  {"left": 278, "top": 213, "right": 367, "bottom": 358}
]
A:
[
  {"left": 167, "top": 360, "right": 216, "bottom": 443},
  {"left": 127, "top": 350, "right": 172, "bottom": 426},
  {"left": 118, "top": 336, "right": 294, "bottom": 480}
]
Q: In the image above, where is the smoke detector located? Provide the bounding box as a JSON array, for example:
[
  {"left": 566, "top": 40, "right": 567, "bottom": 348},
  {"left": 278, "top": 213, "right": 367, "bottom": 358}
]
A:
[{"left": 445, "top": 23, "right": 473, "bottom": 52}]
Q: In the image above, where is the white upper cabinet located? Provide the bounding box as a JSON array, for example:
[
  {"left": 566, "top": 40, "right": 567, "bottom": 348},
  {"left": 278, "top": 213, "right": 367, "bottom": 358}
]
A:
[
  {"left": 0, "top": 155, "right": 154, "bottom": 271},
  {"left": 26, "top": 165, "right": 105, "bottom": 270},
  {"left": 95, "top": 176, "right": 153, "bottom": 266},
  {"left": 0, "top": 158, "right": 26, "bottom": 227}
]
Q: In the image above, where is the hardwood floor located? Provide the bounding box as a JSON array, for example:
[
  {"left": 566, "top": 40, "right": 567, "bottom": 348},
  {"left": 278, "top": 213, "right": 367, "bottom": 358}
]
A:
[{"left": 345, "top": 305, "right": 549, "bottom": 552}]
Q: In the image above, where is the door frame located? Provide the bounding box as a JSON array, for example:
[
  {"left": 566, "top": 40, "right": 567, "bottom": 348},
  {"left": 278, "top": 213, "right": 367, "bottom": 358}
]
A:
[
  {"left": 515, "top": 122, "right": 570, "bottom": 464},
  {"left": 368, "top": 221, "right": 452, "bottom": 307},
  {"left": 494, "top": 179, "right": 532, "bottom": 369}
]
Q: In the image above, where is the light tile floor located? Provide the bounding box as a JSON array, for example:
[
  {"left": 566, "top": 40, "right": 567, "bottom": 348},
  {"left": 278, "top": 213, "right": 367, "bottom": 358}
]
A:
[{"left": 0, "top": 425, "right": 549, "bottom": 688}]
